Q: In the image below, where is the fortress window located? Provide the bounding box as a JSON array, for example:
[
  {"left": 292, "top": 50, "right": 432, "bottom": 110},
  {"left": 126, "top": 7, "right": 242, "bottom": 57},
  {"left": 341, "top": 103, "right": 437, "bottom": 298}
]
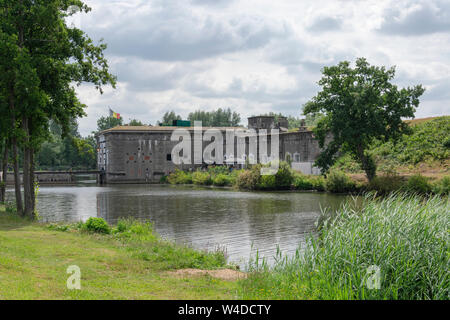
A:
[{"left": 166, "top": 154, "right": 172, "bottom": 161}]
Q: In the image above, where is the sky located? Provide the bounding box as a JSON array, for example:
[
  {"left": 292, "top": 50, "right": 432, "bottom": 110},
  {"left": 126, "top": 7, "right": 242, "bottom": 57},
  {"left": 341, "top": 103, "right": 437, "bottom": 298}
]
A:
[{"left": 74, "top": 0, "right": 450, "bottom": 136}]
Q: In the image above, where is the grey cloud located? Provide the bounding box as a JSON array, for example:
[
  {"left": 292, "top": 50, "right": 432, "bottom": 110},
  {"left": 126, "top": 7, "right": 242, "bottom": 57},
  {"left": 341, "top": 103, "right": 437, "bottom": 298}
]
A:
[
  {"left": 307, "top": 16, "right": 342, "bottom": 33},
  {"left": 378, "top": 1, "right": 450, "bottom": 36},
  {"left": 86, "top": 2, "right": 287, "bottom": 62}
]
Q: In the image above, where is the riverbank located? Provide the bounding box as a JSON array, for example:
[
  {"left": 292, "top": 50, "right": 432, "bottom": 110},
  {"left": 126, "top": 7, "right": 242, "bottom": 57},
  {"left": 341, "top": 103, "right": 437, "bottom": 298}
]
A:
[{"left": 0, "top": 205, "right": 240, "bottom": 299}]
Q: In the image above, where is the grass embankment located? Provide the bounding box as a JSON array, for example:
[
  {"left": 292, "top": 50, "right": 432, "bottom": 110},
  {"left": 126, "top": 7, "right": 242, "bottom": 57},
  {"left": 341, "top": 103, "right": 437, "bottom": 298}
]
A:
[
  {"left": 241, "top": 194, "right": 449, "bottom": 300},
  {"left": 0, "top": 205, "right": 239, "bottom": 300}
]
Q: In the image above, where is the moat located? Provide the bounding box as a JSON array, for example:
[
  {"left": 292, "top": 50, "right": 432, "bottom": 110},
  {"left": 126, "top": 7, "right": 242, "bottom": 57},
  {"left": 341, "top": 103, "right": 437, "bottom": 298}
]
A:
[{"left": 7, "top": 184, "right": 350, "bottom": 268}]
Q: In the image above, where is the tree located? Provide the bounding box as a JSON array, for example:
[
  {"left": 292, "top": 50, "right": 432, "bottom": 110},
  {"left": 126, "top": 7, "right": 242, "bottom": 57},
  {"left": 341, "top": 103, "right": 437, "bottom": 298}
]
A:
[
  {"left": 0, "top": 1, "right": 116, "bottom": 218},
  {"left": 96, "top": 116, "right": 123, "bottom": 132},
  {"left": 159, "top": 111, "right": 181, "bottom": 126},
  {"left": 303, "top": 58, "right": 425, "bottom": 181},
  {"left": 128, "top": 119, "right": 144, "bottom": 126},
  {"left": 188, "top": 108, "right": 241, "bottom": 127}
]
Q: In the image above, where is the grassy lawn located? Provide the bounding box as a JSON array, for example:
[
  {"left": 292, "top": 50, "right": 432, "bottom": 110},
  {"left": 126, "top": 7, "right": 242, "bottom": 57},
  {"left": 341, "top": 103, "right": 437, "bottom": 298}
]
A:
[{"left": 0, "top": 205, "right": 239, "bottom": 300}]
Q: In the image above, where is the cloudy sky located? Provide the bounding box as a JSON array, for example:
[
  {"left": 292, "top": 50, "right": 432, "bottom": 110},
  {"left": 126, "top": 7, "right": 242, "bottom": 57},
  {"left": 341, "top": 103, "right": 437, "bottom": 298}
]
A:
[{"left": 75, "top": 0, "right": 450, "bottom": 136}]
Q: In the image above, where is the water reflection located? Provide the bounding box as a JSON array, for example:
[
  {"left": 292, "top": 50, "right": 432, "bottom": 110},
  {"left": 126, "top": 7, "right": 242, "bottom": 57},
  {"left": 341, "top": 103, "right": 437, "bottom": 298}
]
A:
[{"left": 7, "top": 184, "right": 349, "bottom": 268}]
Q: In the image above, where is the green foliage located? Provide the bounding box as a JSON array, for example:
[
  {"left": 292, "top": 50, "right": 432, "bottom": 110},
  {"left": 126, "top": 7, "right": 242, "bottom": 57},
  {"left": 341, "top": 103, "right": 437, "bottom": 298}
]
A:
[
  {"left": 432, "top": 176, "right": 450, "bottom": 195},
  {"left": 235, "top": 165, "right": 262, "bottom": 190},
  {"left": 96, "top": 116, "right": 123, "bottom": 132},
  {"left": 325, "top": 170, "right": 356, "bottom": 193},
  {"left": 192, "top": 171, "right": 212, "bottom": 185},
  {"left": 241, "top": 195, "right": 450, "bottom": 300},
  {"left": 188, "top": 108, "right": 241, "bottom": 127},
  {"left": 212, "top": 174, "right": 233, "bottom": 186},
  {"left": 304, "top": 57, "right": 425, "bottom": 181},
  {"left": 371, "top": 116, "right": 450, "bottom": 165},
  {"left": 366, "top": 174, "right": 405, "bottom": 195},
  {"left": 159, "top": 111, "right": 182, "bottom": 126},
  {"left": 83, "top": 217, "right": 111, "bottom": 234},
  {"left": 293, "top": 173, "right": 325, "bottom": 191},
  {"left": 404, "top": 174, "right": 432, "bottom": 194},
  {"left": 128, "top": 119, "right": 144, "bottom": 126},
  {"left": 167, "top": 169, "right": 193, "bottom": 184}
]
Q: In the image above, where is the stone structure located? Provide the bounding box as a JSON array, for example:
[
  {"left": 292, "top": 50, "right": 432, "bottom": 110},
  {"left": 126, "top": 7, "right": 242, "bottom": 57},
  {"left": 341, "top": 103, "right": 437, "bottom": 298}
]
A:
[{"left": 96, "top": 116, "right": 322, "bottom": 184}]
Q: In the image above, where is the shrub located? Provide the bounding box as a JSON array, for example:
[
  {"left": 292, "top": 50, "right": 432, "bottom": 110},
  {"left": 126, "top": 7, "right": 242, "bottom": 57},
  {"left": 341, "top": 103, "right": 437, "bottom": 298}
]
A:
[
  {"left": 274, "top": 161, "right": 294, "bottom": 189},
  {"left": 404, "top": 174, "right": 432, "bottom": 194},
  {"left": 325, "top": 170, "right": 356, "bottom": 193},
  {"left": 235, "top": 165, "right": 261, "bottom": 190},
  {"left": 432, "top": 176, "right": 450, "bottom": 195},
  {"left": 293, "top": 174, "right": 326, "bottom": 191},
  {"left": 212, "top": 174, "right": 233, "bottom": 186},
  {"left": 84, "top": 217, "right": 111, "bottom": 234},
  {"left": 167, "top": 169, "right": 192, "bottom": 184},
  {"left": 192, "top": 171, "right": 212, "bottom": 185},
  {"left": 257, "top": 174, "right": 277, "bottom": 190},
  {"left": 366, "top": 174, "right": 405, "bottom": 195},
  {"left": 159, "top": 175, "right": 168, "bottom": 184}
]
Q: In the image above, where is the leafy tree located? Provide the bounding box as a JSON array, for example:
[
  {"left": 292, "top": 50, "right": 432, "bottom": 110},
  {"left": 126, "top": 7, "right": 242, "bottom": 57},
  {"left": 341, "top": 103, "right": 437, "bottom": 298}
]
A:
[
  {"left": 304, "top": 58, "right": 425, "bottom": 181},
  {"left": 188, "top": 108, "right": 241, "bottom": 127},
  {"left": 128, "top": 119, "right": 144, "bottom": 126},
  {"left": 159, "top": 111, "right": 181, "bottom": 126},
  {"left": 96, "top": 116, "right": 123, "bottom": 132},
  {"left": 0, "top": 1, "right": 116, "bottom": 217}
]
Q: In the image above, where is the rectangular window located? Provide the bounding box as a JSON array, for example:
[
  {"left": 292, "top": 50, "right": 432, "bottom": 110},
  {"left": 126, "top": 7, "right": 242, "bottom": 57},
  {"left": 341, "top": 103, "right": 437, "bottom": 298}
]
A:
[{"left": 166, "top": 154, "right": 172, "bottom": 161}]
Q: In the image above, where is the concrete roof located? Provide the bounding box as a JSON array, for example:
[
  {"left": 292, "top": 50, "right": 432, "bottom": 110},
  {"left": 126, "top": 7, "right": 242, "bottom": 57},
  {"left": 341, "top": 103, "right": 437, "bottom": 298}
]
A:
[{"left": 98, "top": 125, "right": 246, "bottom": 134}]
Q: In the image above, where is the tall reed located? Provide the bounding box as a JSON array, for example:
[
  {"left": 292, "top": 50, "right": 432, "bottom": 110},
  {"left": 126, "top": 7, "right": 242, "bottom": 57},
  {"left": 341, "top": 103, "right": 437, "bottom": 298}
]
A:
[{"left": 241, "top": 194, "right": 449, "bottom": 300}]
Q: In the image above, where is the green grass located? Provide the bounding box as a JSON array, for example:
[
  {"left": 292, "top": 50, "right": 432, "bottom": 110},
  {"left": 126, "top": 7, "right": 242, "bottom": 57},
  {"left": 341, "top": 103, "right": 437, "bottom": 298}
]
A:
[
  {"left": 240, "top": 194, "right": 449, "bottom": 300},
  {"left": 0, "top": 205, "right": 239, "bottom": 300}
]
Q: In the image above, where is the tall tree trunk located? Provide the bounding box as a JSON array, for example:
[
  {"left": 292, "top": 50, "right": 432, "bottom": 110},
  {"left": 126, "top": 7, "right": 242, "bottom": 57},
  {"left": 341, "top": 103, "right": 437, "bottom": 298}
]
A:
[
  {"left": 11, "top": 136, "right": 23, "bottom": 216},
  {"left": 22, "top": 116, "right": 32, "bottom": 218},
  {"left": 29, "top": 146, "right": 35, "bottom": 215},
  {"left": 0, "top": 139, "right": 8, "bottom": 203},
  {"left": 9, "top": 88, "right": 23, "bottom": 216}
]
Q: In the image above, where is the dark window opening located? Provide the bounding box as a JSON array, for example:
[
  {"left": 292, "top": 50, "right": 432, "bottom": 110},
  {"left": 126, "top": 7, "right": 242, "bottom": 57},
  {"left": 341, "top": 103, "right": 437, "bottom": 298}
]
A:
[{"left": 166, "top": 154, "right": 172, "bottom": 161}]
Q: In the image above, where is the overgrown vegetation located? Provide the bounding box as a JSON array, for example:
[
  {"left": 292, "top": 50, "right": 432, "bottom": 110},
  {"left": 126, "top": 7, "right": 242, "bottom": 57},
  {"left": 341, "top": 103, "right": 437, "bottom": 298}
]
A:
[
  {"left": 241, "top": 194, "right": 449, "bottom": 300},
  {"left": 164, "top": 161, "right": 449, "bottom": 196},
  {"left": 333, "top": 116, "right": 450, "bottom": 176}
]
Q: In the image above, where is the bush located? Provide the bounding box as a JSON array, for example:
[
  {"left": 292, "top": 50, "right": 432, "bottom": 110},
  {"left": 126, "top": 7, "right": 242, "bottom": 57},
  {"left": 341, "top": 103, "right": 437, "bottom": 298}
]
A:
[
  {"left": 84, "top": 217, "right": 111, "bottom": 234},
  {"left": 235, "top": 165, "right": 261, "bottom": 190},
  {"left": 325, "top": 170, "right": 356, "bottom": 193},
  {"left": 192, "top": 171, "right": 212, "bottom": 185},
  {"left": 432, "top": 176, "right": 450, "bottom": 195},
  {"left": 212, "top": 174, "right": 233, "bottom": 186},
  {"left": 293, "top": 174, "right": 326, "bottom": 191},
  {"left": 257, "top": 174, "right": 277, "bottom": 190},
  {"left": 273, "top": 161, "right": 294, "bottom": 189},
  {"left": 404, "top": 174, "right": 432, "bottom": 194},
  {"left": 366, "top": 174, "right": 405, "bottom": 195},
  {"left": 167, "top": 169, "right": 192, "bottom": 184}
]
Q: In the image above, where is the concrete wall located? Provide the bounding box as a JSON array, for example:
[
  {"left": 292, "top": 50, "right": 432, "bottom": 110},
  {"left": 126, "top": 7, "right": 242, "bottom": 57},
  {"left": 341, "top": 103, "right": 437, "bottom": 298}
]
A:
[{"left": 99, "top": 127, "right": 323, "bottom": 183}]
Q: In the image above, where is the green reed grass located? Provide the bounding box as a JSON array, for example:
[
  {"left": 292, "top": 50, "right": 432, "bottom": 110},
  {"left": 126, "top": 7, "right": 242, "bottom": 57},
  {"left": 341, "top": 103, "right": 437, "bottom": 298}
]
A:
[{"left": 241, "top": 194, "right": 449, "bottom": 300}]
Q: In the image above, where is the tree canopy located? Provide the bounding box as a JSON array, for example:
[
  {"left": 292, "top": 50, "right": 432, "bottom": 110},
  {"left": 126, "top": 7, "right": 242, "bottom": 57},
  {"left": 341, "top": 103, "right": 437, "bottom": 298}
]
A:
[
  {"left": 304, "top": 58, "right": 425, "bottom": 181},
  {"left": 188, "top": 108, "right": 241, "bottom": 127}
]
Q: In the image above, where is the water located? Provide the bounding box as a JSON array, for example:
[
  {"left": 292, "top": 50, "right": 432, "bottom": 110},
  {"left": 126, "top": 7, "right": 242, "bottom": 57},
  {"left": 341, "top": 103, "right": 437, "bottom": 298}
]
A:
[{"left": 6, "top": 184, "right": 350, "bottom": 268}]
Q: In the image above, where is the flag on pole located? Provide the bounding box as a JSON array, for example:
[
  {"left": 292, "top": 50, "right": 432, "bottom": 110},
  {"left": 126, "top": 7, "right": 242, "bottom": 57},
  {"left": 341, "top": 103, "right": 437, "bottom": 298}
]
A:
[{"left": 109, "top": 107, "right": 121, "bottom": 119}]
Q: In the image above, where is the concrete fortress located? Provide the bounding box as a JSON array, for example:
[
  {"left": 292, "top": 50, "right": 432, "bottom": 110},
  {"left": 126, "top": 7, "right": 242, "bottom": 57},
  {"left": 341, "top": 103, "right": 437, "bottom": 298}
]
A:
[{"left": 97, "top": 116, "right": 322, "bottom": 184}]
